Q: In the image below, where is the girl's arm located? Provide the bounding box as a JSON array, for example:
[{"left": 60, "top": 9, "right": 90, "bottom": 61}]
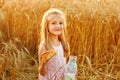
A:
[
  {"left": 38, "top": 42, "right": 47, "bottom": 76},
  {"left": 38, "top": 42, "right": 46, "bottom": 65},
  {"left": 38, "top": 42, "right": 56, "bottom": 76}
]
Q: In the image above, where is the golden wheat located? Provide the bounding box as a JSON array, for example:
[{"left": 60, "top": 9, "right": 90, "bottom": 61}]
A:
[{"left": 0, "top": 0, "right": 120, "bottom": 80}]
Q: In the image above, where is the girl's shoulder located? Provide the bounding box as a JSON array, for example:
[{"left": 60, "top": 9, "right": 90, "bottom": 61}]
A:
[{"left": 38, "top": 41, "right": 46, "bottom": 54}]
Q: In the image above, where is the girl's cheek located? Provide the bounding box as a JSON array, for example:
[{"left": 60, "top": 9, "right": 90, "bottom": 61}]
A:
[{"left": 62, "top": 26, "right": 64, "bottom": 30}]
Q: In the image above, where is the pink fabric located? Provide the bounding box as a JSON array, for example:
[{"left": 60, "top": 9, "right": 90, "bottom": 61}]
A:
[{"left": 39, "top": 43, "right": 66, "bottom": 80}]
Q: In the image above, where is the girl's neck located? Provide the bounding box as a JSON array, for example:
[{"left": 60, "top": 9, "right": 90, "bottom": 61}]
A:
[{"left": 49, "top": 34, "right": 60, "bottom": 47}]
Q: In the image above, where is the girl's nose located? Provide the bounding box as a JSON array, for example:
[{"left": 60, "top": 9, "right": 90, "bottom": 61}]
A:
[{"left": 56, "top": 23, "right": 61, "bottom": 27}]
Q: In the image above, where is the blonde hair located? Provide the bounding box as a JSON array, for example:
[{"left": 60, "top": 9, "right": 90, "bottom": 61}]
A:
[{"left": 40, "top": 8, "right": 70, "bottom": 58}]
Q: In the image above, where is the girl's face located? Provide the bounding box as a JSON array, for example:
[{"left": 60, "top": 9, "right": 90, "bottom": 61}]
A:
[{"left": 48, "top": 14, "right": 64, "bottom": 36}]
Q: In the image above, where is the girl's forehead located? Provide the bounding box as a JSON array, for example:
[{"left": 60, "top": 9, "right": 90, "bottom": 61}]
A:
[{"left": 48, "top": 14, "right": 64, "bottom": 21}]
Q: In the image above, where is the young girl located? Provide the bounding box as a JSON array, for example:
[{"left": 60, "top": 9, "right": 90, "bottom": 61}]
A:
[{"left": 38, "top": 8, "right": 70, "bottom": 80}]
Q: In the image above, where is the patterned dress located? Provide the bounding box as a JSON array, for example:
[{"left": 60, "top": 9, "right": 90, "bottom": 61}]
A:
[{"left": 39, "top": 42, "right": 66, "bottom": 80}]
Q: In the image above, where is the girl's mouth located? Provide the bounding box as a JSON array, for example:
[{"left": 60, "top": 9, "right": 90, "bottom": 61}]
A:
[{"left": 54, "top": 28, "right": 62, "bottom": 31}]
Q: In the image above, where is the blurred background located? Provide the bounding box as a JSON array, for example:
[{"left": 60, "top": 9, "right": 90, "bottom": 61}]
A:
[{"left": 0, "top": 0, "right": 120, "bottom": 80}]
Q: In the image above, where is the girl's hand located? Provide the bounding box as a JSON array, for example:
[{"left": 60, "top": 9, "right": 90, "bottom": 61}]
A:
[
  {"left": 75, "top": 71, "right": 78, "bottom": 79},
  {"left": 40, "top": 50, "right": 56, "bottom": 63}
]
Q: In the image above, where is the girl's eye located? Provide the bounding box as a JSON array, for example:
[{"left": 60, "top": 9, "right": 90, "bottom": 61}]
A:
[
  {"left": 52, "top": 22, "right": 56, "bottom": 24},
  {"left": 59, "top": 22, "right": 63, "bottom": 25}
]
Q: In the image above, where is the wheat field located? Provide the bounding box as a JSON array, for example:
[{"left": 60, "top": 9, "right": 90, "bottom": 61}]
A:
[{"left": 0, "top": 0, "right": 120, "bottom": 80}]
